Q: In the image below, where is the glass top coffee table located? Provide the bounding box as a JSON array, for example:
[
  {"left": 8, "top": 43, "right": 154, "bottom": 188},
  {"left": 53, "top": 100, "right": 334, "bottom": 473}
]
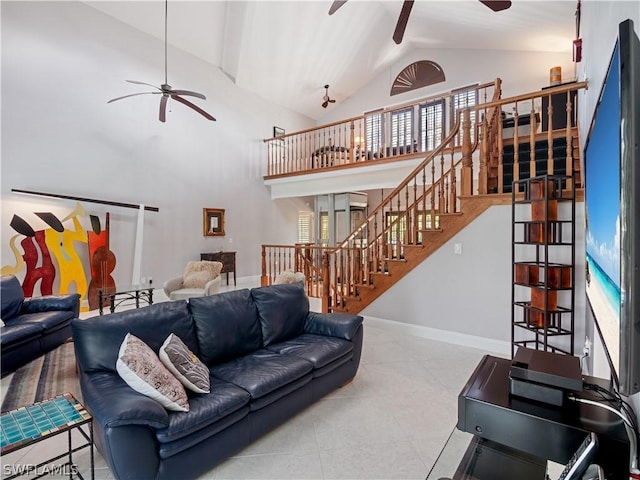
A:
[
  {"left": 426, "top": 428, "right": 564, "bottom": 480},
  {"left": 0, "top": 393, "right": 94, "bottom": 479},
  {"left": 98, "top": 283, "right": 154, "bottom": 315}
]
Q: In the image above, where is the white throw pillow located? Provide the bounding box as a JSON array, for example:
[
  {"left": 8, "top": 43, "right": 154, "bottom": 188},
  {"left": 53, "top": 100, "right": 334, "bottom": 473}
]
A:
[
  {"left": 159, "top": 334, "right": 210, "bottom": 394},
  {"left": 116, "top": 333, "right": 189, "bottom": 412}
]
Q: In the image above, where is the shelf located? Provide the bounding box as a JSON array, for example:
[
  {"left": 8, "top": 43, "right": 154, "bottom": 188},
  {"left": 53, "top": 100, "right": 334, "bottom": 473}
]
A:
[{"left": 511, "top": 174, "right": 575, "bottom": 357}]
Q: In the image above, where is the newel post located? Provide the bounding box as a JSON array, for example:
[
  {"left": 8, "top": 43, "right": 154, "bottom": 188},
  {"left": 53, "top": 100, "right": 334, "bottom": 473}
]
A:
[
  {"left": 461, "top": 109, "right": 473, "bottom": 196},
  {"left": 260, "top": 245, "right": 268, "bottom": 286},
  {"left": 322, "top": 252, "right": 330, "bottom": 313}
]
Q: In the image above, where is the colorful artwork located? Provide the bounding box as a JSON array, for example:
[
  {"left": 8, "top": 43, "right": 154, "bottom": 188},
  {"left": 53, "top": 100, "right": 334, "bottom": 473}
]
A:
[{"left": 1, "top": 203, "right": 96, "bottom": 307}]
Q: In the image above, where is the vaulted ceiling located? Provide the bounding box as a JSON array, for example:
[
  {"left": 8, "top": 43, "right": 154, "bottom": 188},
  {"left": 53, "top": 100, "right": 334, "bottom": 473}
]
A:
[{"left": 84, "top": 1, "right": 577, "bottom": 120}]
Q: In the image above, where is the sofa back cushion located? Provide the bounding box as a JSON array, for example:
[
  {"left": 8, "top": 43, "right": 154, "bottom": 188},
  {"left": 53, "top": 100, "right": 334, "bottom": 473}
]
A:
[
  {"left": 189, "top": 289, "right": 262, "bottom": 365},
  {"left": 251, "top": 283, "right": 309, "bottom": 347},
  {"left": 72, "top": 301, "right": 196, "bottom": 373},
  {"left": 1, "top": 275, "right": 24, "bottom": 320}
]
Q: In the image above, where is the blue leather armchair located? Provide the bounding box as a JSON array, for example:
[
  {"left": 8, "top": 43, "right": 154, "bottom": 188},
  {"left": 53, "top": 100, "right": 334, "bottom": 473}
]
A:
[{"left": 1, "top": 275, "right": 80, "bottom": 376}]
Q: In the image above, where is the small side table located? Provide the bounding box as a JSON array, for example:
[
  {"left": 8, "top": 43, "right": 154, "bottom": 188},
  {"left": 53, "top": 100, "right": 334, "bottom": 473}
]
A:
[
  {"left": 0, "top": 393, "right": 94, "bottom": 479},
  {"left": 201, "top": 251, "right": 236, "bottom": 285}
]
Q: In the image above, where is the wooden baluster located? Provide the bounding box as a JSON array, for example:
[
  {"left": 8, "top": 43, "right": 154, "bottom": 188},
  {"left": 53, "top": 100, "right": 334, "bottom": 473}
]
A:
[
  {"left": 431, "top": 158, "right": 436, "bottom": 226},
  {"left": 422, "top": 164, "right": 427, "bottom": 233},
  {"left": 513, "top": 103, "right": 520, "bottom": 193},
  {"left": 439, "top": 152, "right": 445, "bottom": 213},
  {"left": 498, "top": 109, "right": 504, "bottom": 193},
  {"left": 547, "top": 94, "right": 554, "bottom": 175},
  {"left": 450, "top": 148, "right": 457, "bottom": 213},
  {"left": 479, "top": 116, "right": 488, "bottom": 194},
  {"left": 322, "top": 252, "right": 329, "bottom": 312},
  {"left": 396, "top": 194, "right": 401, "bottom": 258},
  {"left": 412, "top": 179, "right": 418, "bottom": 244},
  {"left": 530, "top": 100, "right": 537, "bottom": 181}
]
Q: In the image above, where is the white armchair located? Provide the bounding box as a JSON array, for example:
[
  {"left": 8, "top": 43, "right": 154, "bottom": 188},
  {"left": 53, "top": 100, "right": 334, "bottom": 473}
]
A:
[{"left": 163, "top": 261, "right": 223, "bottom": 301}]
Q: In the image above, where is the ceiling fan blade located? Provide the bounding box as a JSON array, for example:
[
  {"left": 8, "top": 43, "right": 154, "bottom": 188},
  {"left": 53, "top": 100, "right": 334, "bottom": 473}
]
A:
[
  {"left": 328, "top": 0, "right": 348, "bottom": 15},
  {"left": 107, "top": 91, "right": 159, "bottom": 103},
  {"left": 393, "top": 0, "right": 414, "bottom": 45},
  {"left": 171, "top": 95, "right": 216, "bottom": 121},
  {"left": 322, "top": 101, "right": 329, "bottom": 109},
  {"left": 170, "top": 89, "right": 206, "bottom": 100},
  {"left": 329, "top": 99, "right": 336, "bottom": 103},
  {"left": 126, "top": 79, "right": 162, "bottom": 90},
  {"left": 159, "top": 95, "right": 168, "bottom": 123},
  {"left": 479, "top": 1, "right": 512, "bottom": 12}
]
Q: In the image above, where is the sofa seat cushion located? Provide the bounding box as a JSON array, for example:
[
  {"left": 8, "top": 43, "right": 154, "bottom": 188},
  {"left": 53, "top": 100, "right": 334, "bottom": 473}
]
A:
[
  {"left": 266, "top": 334, "right": 353, "bottom": 370},
  {"left": 210, "top": 350, "right": 313, "bottom": 400},
  {"left": 156, "top": 378, "right": 250, "bottom": 446},
  {"left": 19, "top": 311, "right": 73, "bottom": 332},
  {"left": 0, "top": 322, "right": 43, "bottom": 347}
]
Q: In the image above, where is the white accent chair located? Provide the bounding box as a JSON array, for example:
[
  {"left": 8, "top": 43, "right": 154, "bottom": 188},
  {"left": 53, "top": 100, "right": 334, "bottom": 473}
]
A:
[
  {"left": 274, "top": 270, "right": 306, "bottom": 285},
  {"left": 163, "top": 261, "right": 223, "bottom": 301}
]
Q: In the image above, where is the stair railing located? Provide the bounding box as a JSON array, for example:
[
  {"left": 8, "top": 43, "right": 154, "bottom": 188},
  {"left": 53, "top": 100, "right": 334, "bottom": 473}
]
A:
[
  {"left": 321, "top": 113, "right": 468, "bottom": 311},
  {"left": 264, "top": 80, "right": 499, "bottom": 179}
]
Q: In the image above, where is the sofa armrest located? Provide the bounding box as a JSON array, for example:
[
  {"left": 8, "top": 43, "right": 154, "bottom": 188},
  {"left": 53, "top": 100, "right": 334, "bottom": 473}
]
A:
[
  {"left": 80, "top": 371, "right": 169, "bottom": 429},
  {"left": 163, "top": 276, "right": 184, "bottom": 297},
  {"left": 22, "top": 293, "right": 80, "bottom": 317},
  {"left": 304, "top": 311, "right": 363, "bottom": 341}
]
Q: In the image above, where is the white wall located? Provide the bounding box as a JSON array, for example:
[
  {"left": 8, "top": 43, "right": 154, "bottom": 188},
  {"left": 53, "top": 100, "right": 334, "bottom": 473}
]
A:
[{"left": 0, "top": 2, "right": 314, "bottom": 295}]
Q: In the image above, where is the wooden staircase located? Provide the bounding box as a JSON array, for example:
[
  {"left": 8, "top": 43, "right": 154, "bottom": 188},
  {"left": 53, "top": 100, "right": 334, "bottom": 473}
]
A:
[
  {"left": 331, "top": 195, "right": 510, "bottom": 313},
  {"left": 262, "top": 81, "right": 588, "bottom": 314}
]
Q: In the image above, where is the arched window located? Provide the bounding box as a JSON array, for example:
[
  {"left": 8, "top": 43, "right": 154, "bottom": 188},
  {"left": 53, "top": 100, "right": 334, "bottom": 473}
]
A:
[{"left": 390, "top": 60, "right": 445, "bottom": 96}]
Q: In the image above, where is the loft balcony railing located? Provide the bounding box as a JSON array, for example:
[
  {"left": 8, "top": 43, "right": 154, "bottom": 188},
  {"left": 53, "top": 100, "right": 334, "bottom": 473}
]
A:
[
  {"left": 262, "top": 80, "right": 588, "bottom": 312},
  {"left": 263, "top": 80, "right": 500, "bottom": 178}
]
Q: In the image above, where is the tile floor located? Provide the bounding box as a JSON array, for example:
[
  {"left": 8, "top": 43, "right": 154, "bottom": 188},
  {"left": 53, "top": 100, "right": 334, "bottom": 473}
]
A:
[{"left": 1, "top": 280, "right": 502, "bottom": 480}]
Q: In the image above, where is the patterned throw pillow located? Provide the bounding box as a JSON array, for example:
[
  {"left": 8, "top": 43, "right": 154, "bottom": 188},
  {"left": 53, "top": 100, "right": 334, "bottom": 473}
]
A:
[
  {"left": 182, "top": 261, "right": 223, "bottom": 289},
  {"left": 116, "top": 333, "right": 189, "bottom": 412},
  {"left": 159, "top": 333, "right": 210, "bottom": 393}
]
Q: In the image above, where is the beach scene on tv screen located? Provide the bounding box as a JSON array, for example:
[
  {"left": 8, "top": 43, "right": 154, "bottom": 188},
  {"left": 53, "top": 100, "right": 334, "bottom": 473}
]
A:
[{"left": 585, "top": 48, "right": 621, "bottom": 375}]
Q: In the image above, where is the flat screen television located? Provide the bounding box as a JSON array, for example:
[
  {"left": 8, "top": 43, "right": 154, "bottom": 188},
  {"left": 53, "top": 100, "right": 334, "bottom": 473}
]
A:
[{"left": 584, "top": 19, "right": 640, "bottom": 397}]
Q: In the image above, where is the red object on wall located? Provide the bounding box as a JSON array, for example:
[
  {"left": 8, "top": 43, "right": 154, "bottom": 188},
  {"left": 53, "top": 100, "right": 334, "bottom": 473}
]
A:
[
  {"left": 573, "top": 38, "right": 582, "bottom": 62},
  {"left": 21, "top": 231, "right": 55, "bottom": 297}
]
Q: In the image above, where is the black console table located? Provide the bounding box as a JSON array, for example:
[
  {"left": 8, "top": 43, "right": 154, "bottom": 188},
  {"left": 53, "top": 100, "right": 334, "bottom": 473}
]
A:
[
  {"left": 458, "top": 355, "right": 630, "bottom": 479},
  {"left": 200, "top": 251, "right": 236, "bottom": 285}
]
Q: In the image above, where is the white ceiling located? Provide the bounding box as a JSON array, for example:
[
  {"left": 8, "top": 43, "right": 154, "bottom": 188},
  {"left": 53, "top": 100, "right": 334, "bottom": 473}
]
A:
[{"left": 84, "top": 0, "right": 578, "bottom": 120}]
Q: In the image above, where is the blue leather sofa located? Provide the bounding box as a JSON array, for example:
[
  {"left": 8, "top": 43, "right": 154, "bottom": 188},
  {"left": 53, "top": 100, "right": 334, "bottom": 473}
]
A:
[
  {"left": 1, "top": 275, "right": 80, "bottom": 376},
  {"left": 72, "top": 283, "right": 363, "bottom": 480}
]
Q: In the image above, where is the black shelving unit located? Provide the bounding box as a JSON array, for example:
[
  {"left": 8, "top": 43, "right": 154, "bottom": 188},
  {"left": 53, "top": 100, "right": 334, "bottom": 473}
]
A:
[{"left": 511, "top": 174, "right": 575, "bottom": 357}]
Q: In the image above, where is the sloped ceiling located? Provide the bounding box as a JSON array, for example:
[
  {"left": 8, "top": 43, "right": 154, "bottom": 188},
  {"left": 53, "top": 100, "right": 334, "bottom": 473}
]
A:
[{"left": 84, "top": 1, "right": 577, "bottom": 121}]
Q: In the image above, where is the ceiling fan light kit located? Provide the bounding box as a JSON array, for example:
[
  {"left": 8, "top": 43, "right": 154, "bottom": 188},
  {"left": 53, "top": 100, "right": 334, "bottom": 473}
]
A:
[
  {"left": 108, "top": 0, "right": 215, "bottom": 123},
  {"left": 322, "top": 84, "right": 336, "bottom": 109}
]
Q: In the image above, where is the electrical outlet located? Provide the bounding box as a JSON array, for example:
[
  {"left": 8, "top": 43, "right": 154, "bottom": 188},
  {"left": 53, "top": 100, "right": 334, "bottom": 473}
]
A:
[{"left": 583, "top": 336, "right": 591, "bottom": 356}]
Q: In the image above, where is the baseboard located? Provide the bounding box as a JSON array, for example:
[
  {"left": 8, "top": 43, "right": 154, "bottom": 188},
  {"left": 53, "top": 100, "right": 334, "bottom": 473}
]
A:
[{"left": 363, "top": 315, "right": 511, "bottom": 356}]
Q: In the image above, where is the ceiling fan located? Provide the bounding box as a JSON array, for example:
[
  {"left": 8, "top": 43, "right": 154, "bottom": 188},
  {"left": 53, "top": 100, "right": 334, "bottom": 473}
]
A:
[
  {"left": 328, "top": 1, "right": 512, "bottom": 45},
  {"left": 108, "top": 0, "right": 215, "bottom": 122},
  {"left": 322, "top": 84, "right": 336, "bottom": 108}
]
